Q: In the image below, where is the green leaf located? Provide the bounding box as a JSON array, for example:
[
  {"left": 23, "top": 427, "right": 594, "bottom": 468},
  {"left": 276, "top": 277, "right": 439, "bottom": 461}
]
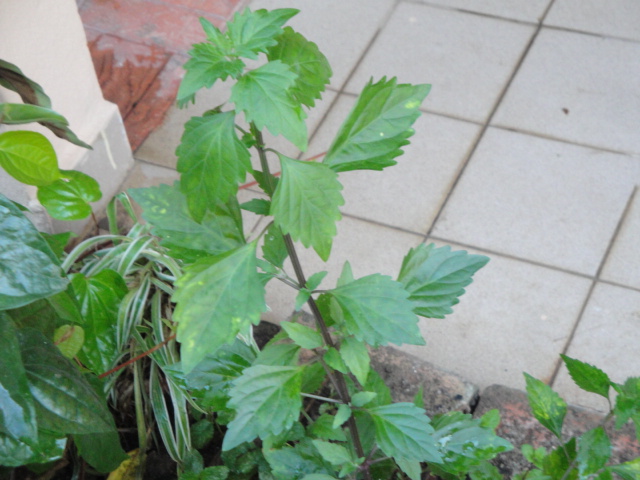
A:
[
  {"left": 395, "top": 457, "right": 422, "bottom": 480},
  {"left": 0, "top": 430, "right": 66, "bottom": 467},
  {"left": 307, "top": 271, "right": 328, "bottom": 291},
  {"left": 191, "top": 418, "right": 215, "bottom": 449},
  {"left": 176, "top": 111, "right": 251, "bottom": 221},
  {"left": 323, "top": 77, "right": 429, "bottom": 173},
  {"left": 480, "top": 409, "right": 502, "bottom": 431},
  {"left": 333, "top": 404, "right": 351, "bottom": 429},
  {"left": 302, "top": 475, "right": 338, "bottom": 480},
  {"left": 542, "top": 438, "right": 577, "bottom": 479},
  {"left": 185, "top": 338, "right": 256, "bottom": 412},
  {"left": 282, "top": 321, "right": 323, "bottom": 349},
  {"left": 397, "top": 243, "right": 489, "bottom": 319},
  {"left": 0, "top": 130, "right": 60, "bottom": 186},
  {"left": 37, "top": 170, "right": 101, "bottom": 220},
  {"left": 351, "top": 392, "right": 377, "bottom": 407},
  {"left": 73, "top": 429, "right": 127, "bottom": 473},
  {"left": 524, "top": 373, "right": 567, "bottom": 439},
  {"left": 340, "top": 336, "right": 370, "bottom": 385},
  {"left": 367, "top": 403, "right": 442, "bottom": 463},
  {"left": 255, "top": 342, "right": 300, "bottom": 367},
  {"left": 308, "top": 414, "right": 347, "bottom": 442},
  {"left": 227, "top": 8, "right": 299, "bottom": 60},
  {"left": 240, "top": 198, "right": 271, "bottom": 215},
  {"left": 294, "top": 288, "right": 312, "bottom": 312},
  {"left": 0, "top": 59, "right": 51, "bottom": 107},
  {"left": 561, "top": 355, "right": 611, "bottom": 399},
  {"left": 301, "top": 362, "right": 326, "bottom": 394},
  {"left": 262, "top": 223, "right": 288, "bottom": 268},
  {"left": 271, "top": 154, "right": 343, "bottom": 260},
  {"left": 521, "top": 444, "right": 547, "bottom": 469},
  {"left": 608, "top": 458, "right": 640, "bottom": 480},
  {"left": 40, "top": 231, "right": 75, "bottom": 259},
  {"left": 311, "top": 440, "right": 351, "bottom": 466},
  {"left": 0, "top": 194, "right": 68, "bottom": 310},
  {"left": 174, "top": 242, "right": 266, "bottom": 373},
  {"left": 72, "top": 270, "right": 128, "bottom": 375},
  {"left": 231, "top": 61, "right": 307, "bottom": 150},
  {"left": 264, "top": 440, "right": 332, "bottom": 479},
  {"left": 53, "top": 324, "right": 84, "bottom": 359},
  {"left": 328, "top": 273, "right": 423, "bottom": 347},
  {"left": 0, "top": 313, "right": 37, "bottom": 446},
  {"left": 324, "top": 347, "right": 348, "bottom": 374},
  {"left": 19, "top": 328, "right": 114, "bottom": 434},
  {"left": 223, "top": 365, "right": 302, "bottom": 450},
  {"left": 267, "top": 27, "right": 332, "bottom": 108},
  {"left": 612, "top": 377, "right": 640, "bottom": 437},
  {"left": 129, "top": 182, "right": 245, "bottom": 261},
  {"left": 469, "top": 461, "right": 504, "bottom": 480},
  {"left": 576, "top": 427, "right": 611, "bottom": 478}
]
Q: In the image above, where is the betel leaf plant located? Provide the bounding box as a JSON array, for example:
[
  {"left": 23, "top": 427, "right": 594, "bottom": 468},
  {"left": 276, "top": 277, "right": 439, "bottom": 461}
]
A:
[{"left": 125, "top": 8, "right": 512, "bottom": 479}]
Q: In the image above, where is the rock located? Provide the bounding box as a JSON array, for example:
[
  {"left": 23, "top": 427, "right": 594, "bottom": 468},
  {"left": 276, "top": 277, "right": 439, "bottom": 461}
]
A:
[{"left": 474, "top": 384, "right": 640, "bottom": 478}]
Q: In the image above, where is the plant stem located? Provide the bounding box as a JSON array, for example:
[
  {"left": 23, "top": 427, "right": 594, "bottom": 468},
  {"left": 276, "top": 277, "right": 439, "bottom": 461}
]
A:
[{"left": 251, "top": 124, "right": 371, "bottom": 480}]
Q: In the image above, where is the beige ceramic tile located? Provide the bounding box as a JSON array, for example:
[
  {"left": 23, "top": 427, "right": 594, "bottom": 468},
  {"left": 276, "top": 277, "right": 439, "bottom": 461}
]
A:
[
  {"left": 402, "top": 240, "right": 592, "bottom": 396},
  {"left": 493, "top": 28, "right": 640, "bottom": 154},
  {"left": 345, "top": 2, "right": 535, "bottom": 123},
  {"left": 248, "top": 0, "right": 396, "bottom": 89},
  {"left": 306, "top": 94, "right": 481, "bottom": 234},
  {"left": 601, "top": 189, "right": 640, "bottom": 290},
  {"left": 431, "top": 128, "right": 640, "bottom": 275},
  {"left": 262, "top": 215, "right": 424, "bottom": 323},
  {"left": 553, "top": 283, "right": 640, "bottom": 412},
  {"left": 420, "top": 0, "right": 550, "bottom": 23},
  {"left": 545, "top": 0, "right": 640, "bottom": 41}
]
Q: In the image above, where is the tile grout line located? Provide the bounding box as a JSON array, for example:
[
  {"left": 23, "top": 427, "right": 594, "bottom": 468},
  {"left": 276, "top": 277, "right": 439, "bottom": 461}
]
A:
[{"left": 548, "top": 185, "right": 638, "bottom": 387}]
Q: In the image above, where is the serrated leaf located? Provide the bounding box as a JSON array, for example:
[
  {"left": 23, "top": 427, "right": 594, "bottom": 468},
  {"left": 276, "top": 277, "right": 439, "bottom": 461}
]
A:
[
  {"left": 19, "top": 328, "right": 114, "bottom": 434},
  {"left": 351, "top": 392, "right": 377, "bottom": 407},
  {"left": 576, "top": 427, "right": 611, "bottom": 478},
  {"left": 173, "top": 242, "right": 266, "bottom": 373},
  {"left": 542, "top": 438, "right": 577, "bottom": 478},
  {"left": 37, "top": 170, "right": 102, "bottom": 220},
  {"left": 282, "top": 321, "right": 323, "bottom": 349},
  {"left": 271, "top": 154, "right": 343, "bottom": 260},
  {"left": 223, "top": 365, "right": 302, "bottom": 450},
  {"left": 231, "top": 61, "right": 307, "bottom": 150},
  {"left": 0, "top": 130, "right": 61, "bottom": 185},
  {"left": 397, "top": 243, "right": 489, "bottom": 319},
  {"left": 340, "top": 336, "right": 370, "bottom": 385},
  {"left": 71, "top": 270, "right": 128, "bottom": 375},
  {"left": 469, "top": 461, "right": 504, "bottom": 480},
  {"left": 307, "top": 271, "right": 328, "bottom": 291},
  {"left": 255, "top": 342, "right": 300, "bottom": 367},
  {"left": 524, "top": 373, "right": 567, "bottom": 439},
  {"left": 308, "top": 414, "right": 347, "bottom": 442},
  {"left": 0, "top": 194, "right": 68, "bottom": 310},
  {"left": 312, "top": 440, "right": 351, "bottom": 466},
  {"left": 612, "top": 377, "right": 640, "bottom": 437},
  {"left": 328, "top": 273, "right": 423, "bottom": 347},
  {"left": 479, "top": 409, "right": 501, "bottom": 431},
  {"left": 323, "top": 77, "right": 429, "bottom": 173},
  {"left": 561, "top": 355, "right": 611, "bottom": 399},
  {"left": 129, "top": 182, "right": 245, "bottom": 262},
  {"left": 53, "top": 325, "right": 84, "bottom": 359},
  {"left": 608, "top": 458, "right": 640, "bottom": 480},
  {"left": 240, "top": 198, "right": 271, "bottom": 215},
  {"left": 176, "top": 111, "right": 251, "bottom": 221},
  {"left": 262, "top": 223, "right": 288, "bottom": 268},
  {"left": 324, "top": 347, "right": 348, "bottom": 373},
  {"left": 267, "top": 27, "right": 331, "bottom": 108},
  {"left": 227, "top": 8, "right": 299, "bottom": 60},
  {"left": 333, "top": 404, "right": 351, "bottom": 429},
  {"left": 522, "top": 444, "right": 547, "bottom": 469},
  {"left": 368, "top": 402, "right": 442, "bottom": 463}
]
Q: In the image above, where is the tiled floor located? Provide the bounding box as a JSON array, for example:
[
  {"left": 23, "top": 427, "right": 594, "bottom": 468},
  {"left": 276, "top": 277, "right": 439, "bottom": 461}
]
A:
[{"left": 82, "top": 0, "right": 640, "bottom": 412}]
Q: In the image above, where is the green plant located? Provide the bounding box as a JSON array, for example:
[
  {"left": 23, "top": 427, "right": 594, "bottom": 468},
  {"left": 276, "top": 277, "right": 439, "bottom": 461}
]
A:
[{"left": 516, "top": 356, "right": 640, "bottom": 480}]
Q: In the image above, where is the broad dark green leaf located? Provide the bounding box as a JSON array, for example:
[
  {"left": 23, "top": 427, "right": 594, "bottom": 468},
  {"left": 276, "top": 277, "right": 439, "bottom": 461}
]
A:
[
  {"left": 176, "top": 111, "right": 251, "bottom": 221},
  {"left": 262, "top": 223, "right": 288, "bottom": 268},
  {"left": 542, "top": 438, "right": 577, "bottom": 479},
  {"left": 40, "top": 231, "right": 75, "bottom": 259},
  {"left": 282, "top": 321, "right": 323, "bottom": 349},
  {"left": 267, "top": 27, "right": 332, "bottom": 108},
  {"left": 0, "top": 193, "right": 68, "bottom": 310},
  {"left": 129, "top": 182, "right": 245, "bottom": 262},
  {"left": 231, "top": 61, "right": 307, "bottom": 150},
  {"left": 524, "top": 373, "right": 567, "bottom": 439},
  {"left": 71, "top": 270, "right": 128, "bottom": 375},
  {"left": 18, "top": 328, "right": 114, "bottom": 434},
  {"left": 73, "top": 429, "right": 127, "bottom": 473},
  {"left": 608, "top": 458, "right": 640, "bottom": 480},
  {"left": 37, "top": 170, "right": 101, "bottom": 220},
  {"left": 0, "top": 313, "right": 37, "bottom": 446},
  {"left": 397, "top": 243, "right": 489, "bottom": 319},
  {"left": 367, "top": 402, "right": 442, "bottom": 463},
  {"left": 223, "top": 365, "right": 302, "bottom": 450},
  {"left": 227, "top": 8, "right": 299, "bottom": 60},
  {"left": 185, "top": 338, "right": 256, "bottom": 411},
  {"left": 271, "top": 154, "right": 343, "bottom": 261},
  {"left": 328, "top": 273, "right": 423, "bottom": 347},
  {"left": 173, "top": 242, "right": 266, "bottom": 373},
  {"left": 0, "top": 130, "right": 60, "bottom": 186},
  {"left": 323, "top": 77, "right": 429, "bottom": 173},
  {"left": 576, "top": 427, "right": 611, "bottom": 478},
  {"left": 340, "top": 336, "right": 370, "bottom": 385},
  {"left": 264, "top": 441, "right": 332, "bottom": 480},
  {"left": 612, "top": 377, "right": 640, "bottom": 439},
  {"left": 191, "top": 418, "right": 215, "bottom": 449},
  {"left": 0, "top": 430, "right": 66, "bottom": 467},
  {"left": 561, "top": 355, "right": 611, "bottom": 399}
]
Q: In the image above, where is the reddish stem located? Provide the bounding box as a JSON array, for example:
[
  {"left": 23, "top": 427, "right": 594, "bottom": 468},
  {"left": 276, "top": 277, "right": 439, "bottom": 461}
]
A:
[{"left": 98, "top": 334, "right": 176, "bottom": 378}]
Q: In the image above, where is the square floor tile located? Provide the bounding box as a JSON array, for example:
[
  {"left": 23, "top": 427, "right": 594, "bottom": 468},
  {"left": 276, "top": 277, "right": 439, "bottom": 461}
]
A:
[
  {"left": 403, "top": 241, "right": 592, "bottom": 395},
  {"left": 553, "top": 283, "right": 640, "bottom": 412},
  {"left": 431, "top": 128, "right": 640, "bottom": 275},
  {"left": 306, "top": 94, "right": 481, "bottom": 234},
  {"left": 248, "top": 0, "right": 396, "bottom": 89},
  {"left": 545, "top": 0, "right": 640, "bottom": 41},
  {"left": 419, "top": 0, "right": 550, "bottom": 23},
  {"left": 262, "top": 215, "right": 424, "bottom": 323},
  {"left": 345, "top": 2, "right": 535, "bottom": 123},
  {"left": 493, "top": 28, "right": 640, "bottom": 155},
  {"left": 601, "top": 188, "right": 640, "bottom": 290}
]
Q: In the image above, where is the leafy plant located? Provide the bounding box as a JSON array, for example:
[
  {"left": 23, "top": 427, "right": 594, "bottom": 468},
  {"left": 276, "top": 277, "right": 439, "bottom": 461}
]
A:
[{"left": 515, "top": 356, "right": 640, "bottom": 480}]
